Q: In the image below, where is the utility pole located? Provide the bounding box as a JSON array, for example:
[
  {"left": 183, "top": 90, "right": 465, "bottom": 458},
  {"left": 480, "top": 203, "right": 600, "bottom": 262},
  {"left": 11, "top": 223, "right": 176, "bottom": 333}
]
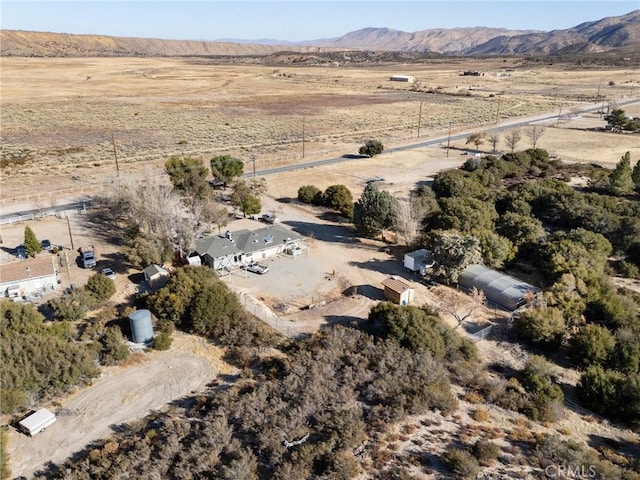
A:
[
  {"left": 494, "top": 96, "right": 501, "bottom": 125},
  {"left": 417, "top": 101, "right": 423, "bottom": 138},
  {"left": 111, "top": 131, "right": 120, "bottom": 179},
  {"left": 251, "top": 154, "right": 256, "bottom": 177},
  {"left": 446, "top": 122, "right": 452, "bottom": 157},
  {"left": 596, "top": 79, "right": 602, "bottom": 100},
  {"left": 66, "top": 215, "right": 75, "bottom": 251},
  {"left": 556, "top": 103, "right": 563, "bottom": 128}
]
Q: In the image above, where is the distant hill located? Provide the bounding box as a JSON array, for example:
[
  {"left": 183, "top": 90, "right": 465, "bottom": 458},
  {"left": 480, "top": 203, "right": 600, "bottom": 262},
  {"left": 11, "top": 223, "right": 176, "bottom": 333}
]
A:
[
  {"left": 1, "top": 10, "right": 638, "bottom": 57},
  {"left": 0, "top": 30, "right": 330, "bottom": 57}
]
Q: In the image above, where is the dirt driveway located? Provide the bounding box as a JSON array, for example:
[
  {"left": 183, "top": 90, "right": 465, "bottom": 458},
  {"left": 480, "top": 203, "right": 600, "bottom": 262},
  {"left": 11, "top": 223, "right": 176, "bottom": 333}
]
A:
[{"left": 8, "top": 333, "right": 229, "bottom": 479}]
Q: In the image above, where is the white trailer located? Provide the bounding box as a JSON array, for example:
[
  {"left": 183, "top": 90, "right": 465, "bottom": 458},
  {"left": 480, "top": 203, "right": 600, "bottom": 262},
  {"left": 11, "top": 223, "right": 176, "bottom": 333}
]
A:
[
  {"left": 18, "top": 408, "right": 56, "bottom": 436},
  {"left": 403, "top": 249, "right": 435, "bottom": 275}
]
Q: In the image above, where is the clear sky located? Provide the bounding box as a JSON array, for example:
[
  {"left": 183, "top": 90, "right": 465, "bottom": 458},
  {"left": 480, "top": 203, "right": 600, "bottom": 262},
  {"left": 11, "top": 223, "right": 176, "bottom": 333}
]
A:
[{"left": 2, "top": 1, "right": 638, "bottom": 42}]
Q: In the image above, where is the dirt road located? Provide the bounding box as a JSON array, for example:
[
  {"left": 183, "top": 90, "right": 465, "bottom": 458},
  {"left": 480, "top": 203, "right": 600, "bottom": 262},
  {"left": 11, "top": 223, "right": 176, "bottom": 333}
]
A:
[{"left": 8, "top": 334, "right": 226, "bottom": 479}]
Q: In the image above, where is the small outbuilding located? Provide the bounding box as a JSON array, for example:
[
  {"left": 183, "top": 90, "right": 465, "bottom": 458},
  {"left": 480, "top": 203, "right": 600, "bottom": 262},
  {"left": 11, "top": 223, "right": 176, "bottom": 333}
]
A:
[
  {"left": 381, "top": 276, "right": 415, "bottom": 305},
  {"left": 128, "top": 309, "right": 155, "bottom": 344},
  {"left": 143, "top": 264, "right": 170, "bottom": 290},
  {"left": 389, "top": 75, "right": 415, "bottom": 83},
  {"left": 458, "top": 264, "right": 540, "bottom": 311},
  {"left": 403, "top": 249, "right": 435, "bottom": 275}
]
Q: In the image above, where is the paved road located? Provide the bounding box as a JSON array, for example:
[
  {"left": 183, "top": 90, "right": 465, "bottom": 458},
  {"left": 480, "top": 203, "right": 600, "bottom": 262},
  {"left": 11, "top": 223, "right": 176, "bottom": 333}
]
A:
[
  {"left": 246, "top": 98, "right": 639, "bottom": 177},
  {"left": 2, "top": 98, "right": 637, "bottom": 220}
]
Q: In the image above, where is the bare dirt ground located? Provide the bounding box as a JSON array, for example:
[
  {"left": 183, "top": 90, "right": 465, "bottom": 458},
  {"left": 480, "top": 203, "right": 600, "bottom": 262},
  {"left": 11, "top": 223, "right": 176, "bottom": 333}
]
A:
[{"left": 7, "top": 332, "right": 232, "bottom": 479}]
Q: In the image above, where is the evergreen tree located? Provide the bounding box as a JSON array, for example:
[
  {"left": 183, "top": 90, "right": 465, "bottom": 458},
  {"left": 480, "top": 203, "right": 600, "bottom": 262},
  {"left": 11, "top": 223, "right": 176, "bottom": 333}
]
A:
[
  {"left": 352, "top": 183, "right": 394, "bottom": 238},
  {"left": 609, "top": 151, "right": 634, "bottom": 195},
  {"left": 23, "top": 225, "right": 41, "bottom": 257},
  {"left": 632, "top": 158, "right": 640, "bottom": 187},
  {"left": 604, "top": 108, "right": 628, "bottom": 131}
]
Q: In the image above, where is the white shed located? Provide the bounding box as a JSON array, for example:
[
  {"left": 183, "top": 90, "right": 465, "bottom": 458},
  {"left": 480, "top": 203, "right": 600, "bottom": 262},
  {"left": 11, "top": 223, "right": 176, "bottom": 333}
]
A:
[{"left": 19, "top": 408, "right": 56, "bottom": 436}]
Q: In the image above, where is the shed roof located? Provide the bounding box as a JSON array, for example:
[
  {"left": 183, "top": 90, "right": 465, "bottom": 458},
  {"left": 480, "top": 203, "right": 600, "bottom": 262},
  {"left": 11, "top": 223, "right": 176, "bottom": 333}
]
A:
[
  {"left": 0, "top": 256, "right": 56, "bottom": 285},
  {"left": 458, "top": 264, "right": 540, "bottom": 311},
  {"left": 143, "top": 264, "right": 168, "bottom": 278},
  {"left": 381, "top": 276, "right": 412, "bottom": 294}
]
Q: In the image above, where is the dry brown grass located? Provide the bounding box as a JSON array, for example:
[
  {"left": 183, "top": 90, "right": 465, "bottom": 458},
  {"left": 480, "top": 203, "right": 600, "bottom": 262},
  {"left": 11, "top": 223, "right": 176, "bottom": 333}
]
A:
[{"left": 2, "top": 57, "right": 638, "bottom": 202}]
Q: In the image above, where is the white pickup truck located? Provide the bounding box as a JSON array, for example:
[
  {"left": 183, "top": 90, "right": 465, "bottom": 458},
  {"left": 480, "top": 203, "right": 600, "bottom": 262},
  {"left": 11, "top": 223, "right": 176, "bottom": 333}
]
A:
[{"left": 260, "top": 213, "right": 280, "bottom": 224}]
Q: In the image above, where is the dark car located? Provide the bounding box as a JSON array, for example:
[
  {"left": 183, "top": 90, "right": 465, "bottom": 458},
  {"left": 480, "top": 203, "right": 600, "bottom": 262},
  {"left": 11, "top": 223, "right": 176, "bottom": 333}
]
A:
[
  {"left": 41, "top": 239, "right": 52, "bottom": 251},
  {"left": 16, "top": 244, "right": 26, "bottom": 258}
]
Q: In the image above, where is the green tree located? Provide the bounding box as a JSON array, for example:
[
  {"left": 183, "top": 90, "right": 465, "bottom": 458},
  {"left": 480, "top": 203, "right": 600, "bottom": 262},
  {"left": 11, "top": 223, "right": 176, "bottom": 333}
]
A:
[
  {"left": 85, "top": 273, "right": 116, "bottom": 302},
  {"left": 609, "top": 151, "right": 634, "bottom": 195},
  {"left": 428, "top": 231, "right": 483, "bottom": 284},
  {"left": 124, "top": 234, "right": 171, "bottom": 269},
  {"left": 165, "top": 156, "right": 210, "bottom": 199},
  {"left": 24, "top": 225, "right": 41, "bottom": 257},
  {"left": 609, "top": 327, "right": 640, "bottom": 373},
  {"left": 153, "top": 330, "right": 173, "bottom": 350},
  {"left": 352, "top": 183, "right": 395, "bottom": 238},
  {"left": 474, "top": 229, "right": 514, "bottom": 269},
  {"left": 604, "top": 108, "right": 629, "bottom": 131},
  {"left": 358, "top": 139, "right": 384, "bottom": 157},
  {"left": 496, "top": 211, "right": 544, "bottom": 247},
  {"left": 432, "top": 169, "right": 489, "bottom": 199},
  {"left": 436, "top": 197, "right": 497, "bottom": 232},
  {"left": 632, "top": 159, "right": 640, "bottom": 187},
  {"left": 323, "top": 184, "right": 354, "bottom": 219},
  {"left": 231, "top": 180, "right": 261, "bottom": 217},
  {"left": 210, "top": 155, "right": 244, "bottom": 186},
  {"left": 297, "top": 185, "right": 321, "bottom": 204},
  {"left": 241, "top": 194, "right": 261, "bottom": 217},
  {"left": 514, "top": 307, "right": 566, "bottom": 348},
  {"left": 569, "top": 323, "right": 615, "bottom": 367}
]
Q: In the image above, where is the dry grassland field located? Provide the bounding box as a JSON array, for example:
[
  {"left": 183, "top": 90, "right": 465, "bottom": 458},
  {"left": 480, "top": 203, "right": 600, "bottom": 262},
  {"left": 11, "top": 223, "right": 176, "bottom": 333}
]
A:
[
  {"left": 1, "top": 57, "right": 639, "bottom": 204},
  {"left": 2, "top": 56, "right": 640, "bottom": 479}
]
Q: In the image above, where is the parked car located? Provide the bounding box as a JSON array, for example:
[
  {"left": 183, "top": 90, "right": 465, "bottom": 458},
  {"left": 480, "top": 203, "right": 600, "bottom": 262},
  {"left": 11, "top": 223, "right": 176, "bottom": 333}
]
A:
[
  {"left": 241, "top": 262, "right": 269, "bottom": 274},
  {"left": 79, "top": 247, "right": 96, "bottom": 268},
  {"left": 260, "top": 213, "right": 280, "bottom": 224},
  {"left": 100, "top": 267, "right": 116, "bottom": 280},
  {"left": 41, "top": 239, "right": 52, "bottom": 251},
  {"left": 15, "top": 244, "right": 26, "bottom": 258}
]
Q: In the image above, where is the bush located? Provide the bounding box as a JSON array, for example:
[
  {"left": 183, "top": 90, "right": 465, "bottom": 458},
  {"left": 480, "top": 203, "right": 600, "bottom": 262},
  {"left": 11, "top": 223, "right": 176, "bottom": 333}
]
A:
[
  {"left": 152, "top": 331, "right": 172, "bottom": 350},
  {"left": 442, "top": 448, "right": 480, "bottom": 479},
  {"left": 358, "top": 139, "right": 384, "bottom": 157},
  {"left": 100, "top": 326, "right": 130, "bottom": 365},
  {"left": 569, "top": 323, "right": 615, "bottom": 367},
  {"left": 297, "top": 185, "right": 321, "bottom": 204},
  {"left": 471, "top": 440, "right": 500, "bottom": 465},
  {"left": 86, "top": 273, "right": 116, "bottom": 302},
  {"left": 514, "top": 307, "right": 566, "bottom": 348}
]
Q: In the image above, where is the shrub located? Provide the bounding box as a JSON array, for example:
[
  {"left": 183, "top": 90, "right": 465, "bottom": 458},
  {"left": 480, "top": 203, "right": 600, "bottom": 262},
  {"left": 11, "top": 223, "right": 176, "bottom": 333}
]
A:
[
  {"left": 297, "top": 185, "right": 321, "bottom": 204},
  {"left": 442, "top": 448, "right": 480, "bottom": 479},
  {"left": 86, "top": 273, "right": 116, "bottom": 302},
  {"left": 471, "top": 440, "right": 500, "bottom": 465},
  {"left": 569, "top": 323, "right": 615, "bottom": 367},
  {"left": 359, "top": 139, "right": 384, "bottom": 157},
  {"left": 514, "top": 307, "right": 566, "bottom": 348},
  {"left": 152, "top": 331, "right": 172, "bottom": 350},
  {"left": 472, "top": 407, "right": 490, "bottom": 423}
]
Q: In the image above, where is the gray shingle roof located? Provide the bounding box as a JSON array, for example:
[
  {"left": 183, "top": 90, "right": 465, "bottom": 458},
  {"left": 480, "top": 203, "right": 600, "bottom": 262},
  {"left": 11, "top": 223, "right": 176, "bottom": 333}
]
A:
[{"left": 194, "top": 225, "right": 300, "bottom": 259}]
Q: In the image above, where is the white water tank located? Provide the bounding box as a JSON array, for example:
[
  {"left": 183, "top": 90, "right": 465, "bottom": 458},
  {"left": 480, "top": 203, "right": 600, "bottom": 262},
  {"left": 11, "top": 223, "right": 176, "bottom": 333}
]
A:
[{"left": 129, "top": 309, "right": 154, "bottom": 344}]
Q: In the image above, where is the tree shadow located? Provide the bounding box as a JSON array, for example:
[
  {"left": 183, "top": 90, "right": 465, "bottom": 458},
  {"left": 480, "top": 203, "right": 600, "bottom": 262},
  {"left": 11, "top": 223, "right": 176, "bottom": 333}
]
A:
[
  {"left": 322, "top": 315, "right": 367, "bottom": 331},
  {"left": 588, "top": 433, "right": 640, "bottom": 458},
  {"left": 342, "top": 284, "right": 385, "bottom": 301},
  {"left": 80, "top": 203, "right": 130, "bottom": 246},
  {"left": 285, "top": 220, "right": 358, "bottom": 245},
  {"left": 347, "top": 257, "right": 408, "bottom": 277}
]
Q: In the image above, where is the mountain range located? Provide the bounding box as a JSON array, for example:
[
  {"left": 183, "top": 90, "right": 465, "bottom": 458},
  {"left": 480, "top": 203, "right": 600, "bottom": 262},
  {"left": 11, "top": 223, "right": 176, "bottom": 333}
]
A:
[{"left": 1, "top": 9, "right": 638, "bottom": 57}]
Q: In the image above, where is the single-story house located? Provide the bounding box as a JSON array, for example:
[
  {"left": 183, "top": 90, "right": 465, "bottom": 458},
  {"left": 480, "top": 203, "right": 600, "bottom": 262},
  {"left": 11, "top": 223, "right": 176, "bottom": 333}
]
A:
[
  {"left": 143, "top": 264, "right": 170, "bottom": 290},
  {"left": 194, "top": 225, "right": 302, "bottom": 271},
  {"left": 0, "top": 256, "right": 58, "bottom": 300},
  {"left": 389, "top": 75, "right": 415, "bottom": 83},
  {"left": 381, "top": 276, "right": 415, "bottom": 305}
]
